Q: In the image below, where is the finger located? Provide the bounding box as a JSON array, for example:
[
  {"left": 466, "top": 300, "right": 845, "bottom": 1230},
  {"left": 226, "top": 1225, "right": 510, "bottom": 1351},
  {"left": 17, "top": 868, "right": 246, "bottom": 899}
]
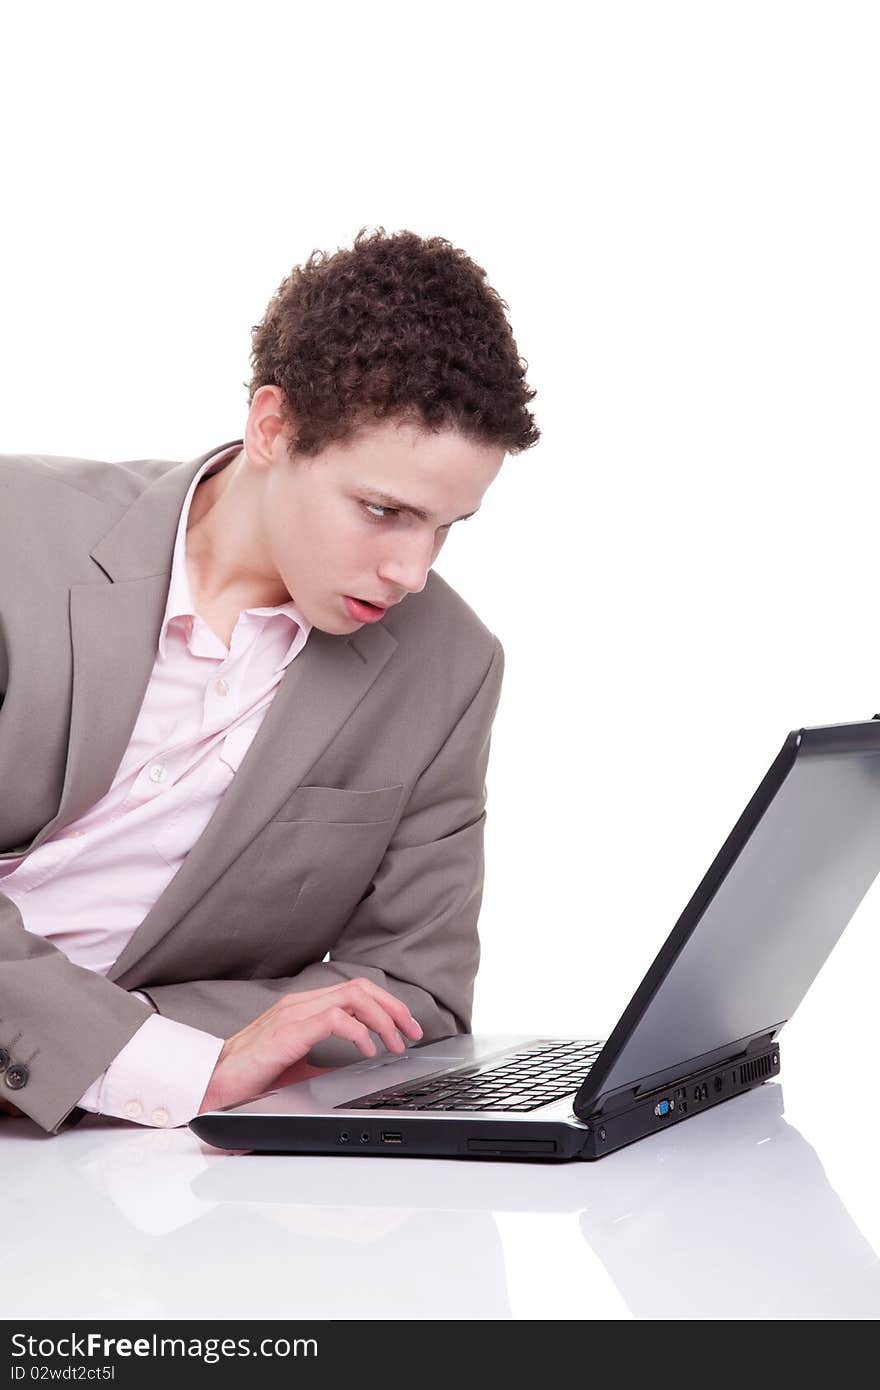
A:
[
  {"left": 346, "top": 978, "right": 422, "bottom": 1034},
  {"left": 323, "top": 978, "right": 424, "bottom": 1040},
  {"left": 346, "top": 984, "right": 422, "bottom": 1039},
  {"left": 287, "top": 1006, "right": 379, "bottom": 1060},
  {"left": 291, "top": 988, "right": 408, "bottom": 1055}
]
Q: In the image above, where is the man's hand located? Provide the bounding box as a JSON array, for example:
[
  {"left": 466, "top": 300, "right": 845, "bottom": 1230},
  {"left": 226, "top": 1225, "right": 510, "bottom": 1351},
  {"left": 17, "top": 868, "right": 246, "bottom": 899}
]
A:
[{"left": 197, "top": 977, "right": 423, "bottom": 1115}]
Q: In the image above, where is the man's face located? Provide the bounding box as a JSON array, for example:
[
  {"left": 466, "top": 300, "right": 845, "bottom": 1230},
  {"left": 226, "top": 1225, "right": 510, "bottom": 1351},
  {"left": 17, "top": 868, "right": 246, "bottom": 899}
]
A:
[{"left": 257, "top": 416, "right": 505, "bottom": 634}]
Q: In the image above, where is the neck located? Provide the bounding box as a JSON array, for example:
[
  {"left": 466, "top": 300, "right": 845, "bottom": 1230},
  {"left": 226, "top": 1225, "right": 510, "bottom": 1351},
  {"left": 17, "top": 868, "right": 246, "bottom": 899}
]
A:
[{"left": 185, "top": 449, "right": 290, "bottom": 608}]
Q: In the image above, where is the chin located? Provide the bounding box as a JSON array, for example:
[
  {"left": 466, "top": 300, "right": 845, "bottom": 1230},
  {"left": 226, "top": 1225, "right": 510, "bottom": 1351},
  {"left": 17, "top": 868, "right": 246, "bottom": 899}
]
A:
[{"left": 312, "top": 601, "right": 360, "bottom": 635}]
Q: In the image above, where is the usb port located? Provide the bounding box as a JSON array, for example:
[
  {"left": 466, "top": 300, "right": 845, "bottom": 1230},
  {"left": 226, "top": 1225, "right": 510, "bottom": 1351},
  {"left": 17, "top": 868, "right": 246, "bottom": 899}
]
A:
[{"left": 380, "top": 1132, "right": 403, "bottom": 1144}]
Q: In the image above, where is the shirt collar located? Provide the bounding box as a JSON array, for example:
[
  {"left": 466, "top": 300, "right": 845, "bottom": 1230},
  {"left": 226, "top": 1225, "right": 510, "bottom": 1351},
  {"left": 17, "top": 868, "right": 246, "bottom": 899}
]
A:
[{"left": 158, "top": 445, "right": 312, "bottom": 671}]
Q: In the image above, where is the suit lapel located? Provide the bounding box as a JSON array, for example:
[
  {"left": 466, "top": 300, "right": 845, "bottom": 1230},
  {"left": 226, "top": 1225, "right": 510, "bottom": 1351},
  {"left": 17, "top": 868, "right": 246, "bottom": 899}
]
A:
[
  {"left": 32, "top": 576, "right": 175, "bottom": 846},
  {"left": 26, "top": 449, "right": 224, "bottom": 852}
]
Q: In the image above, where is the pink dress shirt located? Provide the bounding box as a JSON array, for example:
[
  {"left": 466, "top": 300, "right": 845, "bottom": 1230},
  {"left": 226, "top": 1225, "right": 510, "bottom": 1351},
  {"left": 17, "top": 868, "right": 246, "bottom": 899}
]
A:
[{"left": 0, "top": 445, "right": 312, "bottom": 1126}]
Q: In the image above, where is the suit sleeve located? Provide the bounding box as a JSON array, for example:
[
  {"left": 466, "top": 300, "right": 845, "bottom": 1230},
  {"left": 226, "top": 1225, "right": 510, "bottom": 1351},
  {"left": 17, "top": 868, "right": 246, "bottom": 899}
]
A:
[
  {"left": 0, "top": 905, "right": 153, "bottom": 1132},
  {"left": 139, "top": 637, "right": 506, "bottom": 1066}
]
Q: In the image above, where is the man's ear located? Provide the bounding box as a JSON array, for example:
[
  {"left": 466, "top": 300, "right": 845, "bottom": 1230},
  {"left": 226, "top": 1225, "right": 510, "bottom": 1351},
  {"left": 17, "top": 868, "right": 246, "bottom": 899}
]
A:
[
  {"left": 245, "top": 386, "right": 298, "bottom": 466},
  {"left": 270, "top": 389, "right": 302, "bottom": 460}
]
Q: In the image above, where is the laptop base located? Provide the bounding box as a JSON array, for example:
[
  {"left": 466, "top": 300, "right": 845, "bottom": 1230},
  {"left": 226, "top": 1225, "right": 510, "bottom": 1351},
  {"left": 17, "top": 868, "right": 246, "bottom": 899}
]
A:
[{"left": 191, "top": 1044, "right": 781, "bottom": 1162}]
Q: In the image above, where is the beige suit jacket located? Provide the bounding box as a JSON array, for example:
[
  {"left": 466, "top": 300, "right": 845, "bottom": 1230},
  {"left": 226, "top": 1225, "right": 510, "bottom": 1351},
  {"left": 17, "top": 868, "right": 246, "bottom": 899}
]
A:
[{"left": 0, "top": 442, "right": 504, "bottom": 1132}]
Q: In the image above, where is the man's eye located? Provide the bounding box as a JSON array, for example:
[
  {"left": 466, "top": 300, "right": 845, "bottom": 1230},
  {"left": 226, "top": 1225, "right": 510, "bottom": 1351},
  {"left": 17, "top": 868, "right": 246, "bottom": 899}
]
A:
[
  {"left": 361, "top": 501, "right": 452, "bottom": 534},
  {"left": 362, "top": 502, "right": 397, "bottom": 523}
]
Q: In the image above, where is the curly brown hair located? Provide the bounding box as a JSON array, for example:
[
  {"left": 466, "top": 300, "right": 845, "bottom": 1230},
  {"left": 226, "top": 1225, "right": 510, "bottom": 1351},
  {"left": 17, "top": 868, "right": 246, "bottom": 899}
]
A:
[{"left": 247, "top": 227, "right": 539, "bottom": 458}]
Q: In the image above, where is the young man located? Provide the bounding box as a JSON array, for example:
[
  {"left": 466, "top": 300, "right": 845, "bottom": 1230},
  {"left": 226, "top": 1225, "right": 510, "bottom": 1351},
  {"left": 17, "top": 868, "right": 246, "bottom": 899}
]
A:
[{"left": 0, "top": 228, "right": 539, "bottom": 1133}]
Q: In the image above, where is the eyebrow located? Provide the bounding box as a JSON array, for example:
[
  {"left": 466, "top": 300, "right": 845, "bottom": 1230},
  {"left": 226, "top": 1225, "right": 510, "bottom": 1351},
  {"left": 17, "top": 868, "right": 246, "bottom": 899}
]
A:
[{"left": 356, "top": 484, "right": 479, "bottom": 525}]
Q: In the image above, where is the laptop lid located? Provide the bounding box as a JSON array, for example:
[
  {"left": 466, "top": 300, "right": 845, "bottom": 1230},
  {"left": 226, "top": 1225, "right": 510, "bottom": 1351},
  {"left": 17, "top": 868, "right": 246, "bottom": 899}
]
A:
[{"left": 574, "top": 719, "right": 880, "bottom": 1120}]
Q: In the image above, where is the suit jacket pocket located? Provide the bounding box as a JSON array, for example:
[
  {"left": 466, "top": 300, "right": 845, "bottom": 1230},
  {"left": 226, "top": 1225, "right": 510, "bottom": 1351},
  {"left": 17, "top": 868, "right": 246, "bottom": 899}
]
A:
[
  {"left": 273, "top": 782, "right": 405, "bottom": 825},
  {"left": 167, "top": 786, "right": 406, "bottom": 980}
]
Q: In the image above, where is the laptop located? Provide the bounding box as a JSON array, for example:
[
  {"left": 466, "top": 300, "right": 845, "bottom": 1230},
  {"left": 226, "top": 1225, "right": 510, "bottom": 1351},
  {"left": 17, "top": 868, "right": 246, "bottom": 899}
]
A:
[{"left": 190, "top": 716, "right": 880, "bottom": 1161}]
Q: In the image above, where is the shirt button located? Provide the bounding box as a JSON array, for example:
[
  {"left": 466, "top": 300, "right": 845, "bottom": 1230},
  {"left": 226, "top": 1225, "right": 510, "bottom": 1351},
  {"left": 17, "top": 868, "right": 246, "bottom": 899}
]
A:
[
  {"left": 215, "top": 678, "right": 230, "bottom": 697},
  {"left": 124, "top": 1100, "right": 143, "bottom": 1120},
  {"left": 69, "top": 829, "right": 86, "bottom": 838},
  {"left": 151, "top": 1107, "right": 170, "bottom": 1127},
  {"left": 148, "top": 764, "right": 168, "bottom": 784}
]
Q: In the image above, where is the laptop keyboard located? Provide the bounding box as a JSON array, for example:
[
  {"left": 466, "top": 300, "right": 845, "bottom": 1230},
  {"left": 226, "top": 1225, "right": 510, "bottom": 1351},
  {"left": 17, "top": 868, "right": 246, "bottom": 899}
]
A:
[{"left": 340, "top": 1039, "right": 605, "bottom": 1113}]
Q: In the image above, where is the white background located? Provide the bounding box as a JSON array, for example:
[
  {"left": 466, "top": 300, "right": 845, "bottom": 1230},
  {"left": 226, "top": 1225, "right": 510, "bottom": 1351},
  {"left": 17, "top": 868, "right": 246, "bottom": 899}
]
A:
[{"left": 3, "top": 2, "right": 880, "bottom": 1271}]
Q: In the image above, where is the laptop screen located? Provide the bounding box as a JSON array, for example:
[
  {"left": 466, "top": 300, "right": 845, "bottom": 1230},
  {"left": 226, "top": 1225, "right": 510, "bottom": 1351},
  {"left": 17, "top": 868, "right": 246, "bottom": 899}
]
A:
[{"left": 578, "top": 721, "right": 880, "bottom": 1110}]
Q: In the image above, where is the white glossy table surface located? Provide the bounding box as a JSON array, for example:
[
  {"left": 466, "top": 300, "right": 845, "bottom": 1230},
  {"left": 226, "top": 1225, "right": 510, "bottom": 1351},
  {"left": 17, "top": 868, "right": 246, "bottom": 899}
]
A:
[{"left": 2, "top": 1027, "right": 878, "bottom": 1321}]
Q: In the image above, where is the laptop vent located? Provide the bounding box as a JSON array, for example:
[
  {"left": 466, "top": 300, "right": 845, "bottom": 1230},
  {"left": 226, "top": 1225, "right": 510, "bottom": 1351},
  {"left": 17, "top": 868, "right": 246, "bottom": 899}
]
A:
[{"left": 739, "top": 1054, "right": 773, "bottom": 1086}]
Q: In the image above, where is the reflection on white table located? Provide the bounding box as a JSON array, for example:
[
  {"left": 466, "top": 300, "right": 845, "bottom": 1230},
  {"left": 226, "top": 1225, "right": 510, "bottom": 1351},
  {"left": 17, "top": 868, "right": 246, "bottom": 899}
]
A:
[{"left": 1, "top": 1082, "right": 877, "bottom": 1320}]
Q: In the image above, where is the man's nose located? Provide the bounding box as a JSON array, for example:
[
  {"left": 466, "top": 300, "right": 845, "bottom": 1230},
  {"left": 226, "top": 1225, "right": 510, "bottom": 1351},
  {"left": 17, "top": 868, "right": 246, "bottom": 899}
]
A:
[{"left": 378, "top": 537, "right": 436, "bottom": 596}]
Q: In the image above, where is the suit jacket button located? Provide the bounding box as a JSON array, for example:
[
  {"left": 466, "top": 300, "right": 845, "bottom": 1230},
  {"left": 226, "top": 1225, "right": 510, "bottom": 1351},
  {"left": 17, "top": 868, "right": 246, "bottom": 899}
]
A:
[
  {"left": 5, "top": 1063, "right": 29, "bottom": 1090},
  {"left": 0, "top": 1048, "right": 10, "bottom": 1073}
]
